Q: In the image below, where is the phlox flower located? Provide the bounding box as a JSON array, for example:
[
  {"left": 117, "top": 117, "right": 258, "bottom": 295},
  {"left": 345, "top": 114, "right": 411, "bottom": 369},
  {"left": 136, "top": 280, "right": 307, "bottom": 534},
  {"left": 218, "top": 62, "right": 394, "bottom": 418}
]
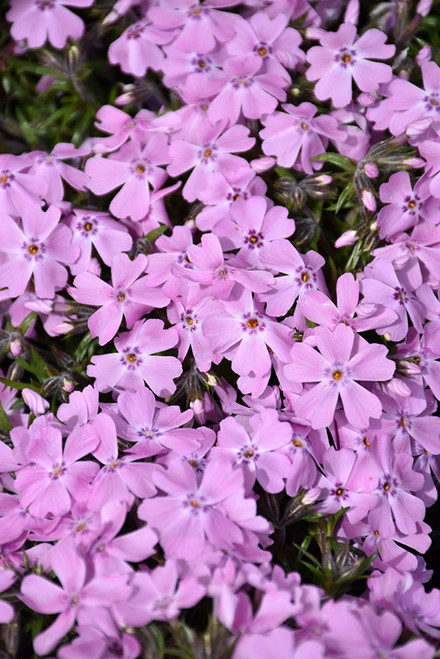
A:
[
  {"left": 88, "top": 413, "right": 158, "bottom": 510},
  {"left": 178, "top": 232, "right": 274, "bottom": 298},
  {"left": 70, "top": 253, "right": 169, "bottom": 345},
  {"left": 66, "top": 209, "right": 133, "bottom": 275},
  {"left": 87, "top": 318, "right": 182, "bottom": 397},
  {"left": 212, "top": 411, "right": 292, "bottom": 493},
  {"left": 367, "top": 60, "right": 440, "bottom": 135},
  {"left": 360, "top": 258, "right": 426, "bottom": 341},
  {"left": 260, "top": 102, "right": 346, "bottom": 174},
  {"left": 28, "top": 142, "right": 90, "bottom": 204},
  {"left": 166, "top": 282, "right": 219, "bottom": 371},
  {"left": 213, "top": 196, "right": 295, "bottom": 267},
  {"left": 395, "top": 324, "right": 440, "bottom": 400},
  {"left": 108, "top": 20, "right": 172, "bottom": 77},
  {"left": 285, "top": 324, "right": 395, "bottom": 429},
  {"left": 226, "top": 11, "right": 304, "bottom": 80},
  {"left": 20, "top": 538, "right": 132, "bottom": 656},
  {"left": 298, "top": 272, "right": 398, "bottom": 332},
  {"left": 376, "top": 171, "right": 440, "bottom": 240},
  {"left": 85, "top": 134, "right": 170, "bottom": 221},
  {"left": 86, "top": 501, "right": 157, "bottom": 576},
  {"left": 0, "top": 153, "right": 47, "bottom": 216},
  {"left": 117, "top": 385, "right": 201, "bottom": 457},
  {"left": 259, "top": 240, "right": 327, "bottom": 319},
  {"left": 15, "top": 421, "right": 99, "bottom": 518},
  {"left": 114, "top": 559, "right": 205, "bottom": 627},
  {"left": 196, "top": 166, "right": 266, "bottom": 232},
  {"left": 207, "top": 56, "right": 288, "bottom": 126},
  {"left": 203, "top": 288, "right": 293, "bottom": 386},
  {"left": 372, "top": 437, "right": 426, "bottom": 537},
  {"left": 6, "top": 0, "right": 94, "bottom": 49},
  {"left": 161, "top": 47, "right": 226, "bottom": 89},
  {"left": 167, "top": 121, "right": 254, "bottom": 202},
  {"left": 0, "top": 207, "right": 79, "bottom": 299},
  {"left": 316, "top": 447, "right": 378, "bottom": 524},
  {"left": 148, "top": 0, "right": 238, "bottom": 54},
  {"left": 306, "top": 23, "right": 395, "bottom": 108},
  {"left": 138, "top": 459, "right": 249, "bottom": 560}
]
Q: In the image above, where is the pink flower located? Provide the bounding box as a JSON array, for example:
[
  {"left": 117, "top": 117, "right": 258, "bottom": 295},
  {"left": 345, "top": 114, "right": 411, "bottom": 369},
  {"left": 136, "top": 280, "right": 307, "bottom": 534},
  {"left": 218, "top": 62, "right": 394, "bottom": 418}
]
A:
[
  {"left": 285, "top": 324, "right": 395, "bottom": 429},
  {"left": 108, "top": 20, "right": 171, "bottom": 77},
  {"left": 208, "top": 56, "right": 288, "bottom": 126},
  {"left": 167, "top": 122, "right": 254, "bottom": 202},
  {"left": 138, "top": 459, "right": 251, "bottom": 560},
  {"left": 70, "top": 253, "right": 169, "bottom": 345},
  {"left": 306, "top": 23, "right": 395, "bottom": 107},
  {"left": 117, "top": 385, "right": 200, "bottom": 457},
  {"left": 0, "top": 207, "right": 79, "bottom": 299},
  {"left": 212, "top": 411, "right": 291, "bottom": 493},
  {"left": 28, "top": 142, "right": 90, "bottom": 204},
  {"left": 260, "top": 102, "right": 346, "bottom": 173},
  {"left": 85, "top": 134, "right": 170, "bottom": 221},
  {"left": 0, "top": 154, "right": 47, "bottom": 215},
  {"left": 20, "top": 538, "right": 131, "bottom": 656},
  {"left": 87, "top": 318, "right": 182, "bottom": 397},
  {"left": 7, "top": 0, "right": 94, "bottom": 50}
]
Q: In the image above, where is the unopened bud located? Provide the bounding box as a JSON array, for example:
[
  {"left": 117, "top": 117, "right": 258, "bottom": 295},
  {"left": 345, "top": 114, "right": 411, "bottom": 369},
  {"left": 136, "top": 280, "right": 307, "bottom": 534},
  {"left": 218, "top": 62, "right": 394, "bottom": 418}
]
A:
[
  {"left": 417, "top": 0, "right": 433, "bottom": 16},
  {"left": 357, "top": 92, "right": 376, "bottom": 107},
  {"left": 335, "top": 230, "right": 357, "bottom": 248},
  {"left": 313, "top": 174, "right": 333, "bottom": 186},
  {"left": 361, "top": 189, "right": 377, "bottom": 212},
  {"left": 22, "top": 389, "right": 49, "bottom": 416},
  {"left": 386, "top": 377, "right": 412, "bottom": 397},
  {"left": 62, "top": 378, "right": 75, "bottom": 394},
  {"left": 416, "top": 45, "right": 432, "bottom": 65},
  {"left": 250, "top": 156, "right": 275, "bottom": 173},
  {"left": 10, "top": 338, "right": 22, "bottom": 357},
  {"left": 363, "top": 162, "right": 379, "bottom": 178},
  {"left": 344, "top": 0, "right": 360, "bottom": 24},
  {"left": 403, "top": 157, "right": 425, "bottom": 168}
]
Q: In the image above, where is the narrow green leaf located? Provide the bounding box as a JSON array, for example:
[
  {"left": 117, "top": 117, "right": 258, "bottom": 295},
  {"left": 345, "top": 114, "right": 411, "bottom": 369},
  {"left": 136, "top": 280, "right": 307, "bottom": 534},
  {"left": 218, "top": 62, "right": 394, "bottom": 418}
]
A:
[
  {"left": 311, "top": 152, "right": 357, "bottom": 173},
  {"left": 0, "top": 401, "right": 12, "bottom": 432},
  {"left": 0, "top": 377, "right": 39, "bottom": 392}
]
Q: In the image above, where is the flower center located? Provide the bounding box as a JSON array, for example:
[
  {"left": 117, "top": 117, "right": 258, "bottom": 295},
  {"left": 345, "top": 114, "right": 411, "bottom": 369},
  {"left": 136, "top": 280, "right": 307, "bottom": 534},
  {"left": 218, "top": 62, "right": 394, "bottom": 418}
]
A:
[
  {"left": 332, "top": 370, "right": 343, "bottom": 380},
  {"left": 218, "top": 267, "right": 228, "bottom": 277},
  {"left": 300, "top": 122, "right": 309, "bottom": 130},
  {"left": 136, "top": 163, "right": 146, "bottom": 174},
  {"left": 28, "top": 244, "right": 39, "bottom": 255},
  {"left": 127, "top": 353, "right": 137, "bottom": 363},
  {"left": 117, "top": 291, "right": 126, "bottom": 302},
  {"left": 84, "top": 221, "right": 93, "bottom": 231},
  {"left": 109, "top": 460, "right": 119, "bottom": 470},
  {"left": 258, "top": 46, "right": 267, "bottom": 56},
  {"left": 342, "top": 54, "right": 351, "bottom": 63},
  {"left": 204, "top": 148, "right": 212, "bottom": 158},
  {"left": 247, "top": 318, "right": 259, "bottom": 329},
  {"left": 400, "top": 416, "right": 408, "bottom": 428},
  {"left": 407, "top": 199, "right": 416, "bottom": 208},
  {"left": 0, "top": 175, "right": 7, "bottom": 183},
  {"left": 198, "top": 59, "right": 206, "bottom": 68},
  {"left": 301, "top": 271, "right": 309, "bottom": 282},
  {"left": 185, "top": 315, "right": 194, "bottom": 325}
]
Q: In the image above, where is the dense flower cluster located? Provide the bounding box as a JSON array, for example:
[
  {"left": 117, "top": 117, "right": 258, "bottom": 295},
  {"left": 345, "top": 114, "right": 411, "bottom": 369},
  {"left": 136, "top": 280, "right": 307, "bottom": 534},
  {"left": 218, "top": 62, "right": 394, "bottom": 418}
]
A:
[{"left": 1, "top": 0, "right": 440, "bottom": 656}]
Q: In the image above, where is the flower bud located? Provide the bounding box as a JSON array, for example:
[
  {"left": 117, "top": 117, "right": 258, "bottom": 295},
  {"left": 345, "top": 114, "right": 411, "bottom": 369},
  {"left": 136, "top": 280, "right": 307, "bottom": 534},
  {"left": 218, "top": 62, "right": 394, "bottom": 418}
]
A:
[
  {"left": 9, "top": 338, "right": 22, "bottom": 357},
  {"left": 416, "top": 45, "right": 432, "bottom": 65},
  {"left": 363, "top": 162, "right": 379, "bottom": 178},
  {"left": 250, "top": 156, "right": 276, "bottom": 173},
  {"left": 335, "top": 230, "right": 357, "bottom": 248},
  {"left": 361, "top": 189, "right": 377, "bottom": 212},
  {"left": 22, "top": 389, "right": 49, "bottom": 416}
]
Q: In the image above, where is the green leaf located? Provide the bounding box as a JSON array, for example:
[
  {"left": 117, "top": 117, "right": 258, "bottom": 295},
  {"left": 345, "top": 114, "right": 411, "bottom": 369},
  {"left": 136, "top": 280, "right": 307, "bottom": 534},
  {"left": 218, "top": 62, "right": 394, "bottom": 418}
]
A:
[
  {"left": 0, "top": 401, "right": 12, "bottom": 432},
  {"left": 0, "top": 377, "right": 39, "bottom": 392},
  {"left": 310, "top": 153, "right": 357, "bottom": 173},
  {"left": 18, "top": 312, "right": 38, "bottom": 336},
  {"left": 146, "top": 224, "right": 170, "bottom": 242},
  {"left": 327, "top": 181, "right": 355, "bottom": 214}
]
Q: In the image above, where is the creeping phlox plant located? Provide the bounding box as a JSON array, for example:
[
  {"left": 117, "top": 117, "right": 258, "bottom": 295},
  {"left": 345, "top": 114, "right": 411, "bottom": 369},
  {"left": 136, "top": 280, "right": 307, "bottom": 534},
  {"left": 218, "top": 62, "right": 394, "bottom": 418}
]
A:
[{"left": 1, "top": 0, "right": 440, "bottom": 657}]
